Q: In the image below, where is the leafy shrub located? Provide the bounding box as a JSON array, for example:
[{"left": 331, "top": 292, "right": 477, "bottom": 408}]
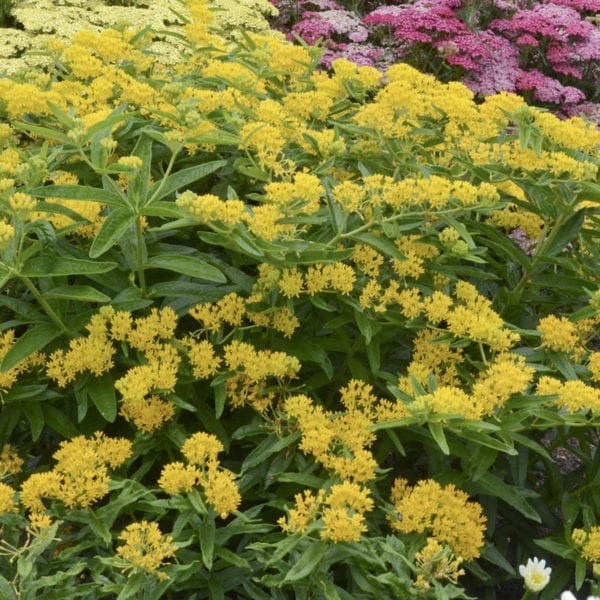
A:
[
  {"left": 270, "top": 0, "right": 600, "bottom": 116},
  {"left": 0, "top": 0, "right": 599, "bottom": 598}
]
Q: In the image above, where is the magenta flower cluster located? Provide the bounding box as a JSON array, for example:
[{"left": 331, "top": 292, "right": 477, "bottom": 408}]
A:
[{"left": 270, "top": 0, "right": 600, "bottom": 114}]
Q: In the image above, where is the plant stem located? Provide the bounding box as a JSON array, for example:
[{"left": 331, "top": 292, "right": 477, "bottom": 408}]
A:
[
  {"left": 145, "top": 146, "right": 181, "bottom": 206},
  {"left": 135, "top": 216, "right": 147, "bottom": 297},
  {"left": 20, "top": 276, "right": 71, "bottom": 334}
]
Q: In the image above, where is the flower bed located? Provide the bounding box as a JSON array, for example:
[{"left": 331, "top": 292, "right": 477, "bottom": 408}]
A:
[{"left": 0, "top": 0, "right": 598, "bottom": 597}]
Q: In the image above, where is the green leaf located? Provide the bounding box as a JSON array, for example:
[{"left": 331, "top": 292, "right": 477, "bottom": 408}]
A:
[
  {"left": 129, "top": 133, "right": 153, "bottom": 204},
  {"left": 89, "top": 208, "right": 137, "bottom": 258},
  {"left": 199, "top": 515, "right": 216, "bottom": 570},
  {"left": 428, "top": 421, "right": 450, "bottom": 455},
  {"left": 350, "top": 232, "right": 406, "bottom": 261},
  {"left": 42, "top": 285, "right": 111, "bottom": 303},
  {"left": 474, "top": 472, "right": 541, "bottom": 522},
  {"left": 276, "top": 472, "right": 322, "bottom": 487},
  {"left": 1, "top": 322, "right": 63, "bottom": 372},
  {"left": 86, "top": 104, "right": 132, "bottom": 138},
  {"left": 145, "top": 254, "right": 226, "bottom": 282},
  {"left": 117, "top": 572, "right": 146, "bottom": 600},
  {"left": 43, "top": 405, "right": 80, "bottom": 439},
  {"left": 12, "top": 122, "right": 71, "bottom": 145},
  {"left": 87, "top": 373, "right": 117, "bottom": 422},
  {"left": 242, "top": 433, "right": 301, "bottom": 471},
  {"left": 0, "top": 574, "right": 17, "bottom": 600},
  {"left": 147, "top": 159, "right": 227, "bottom": 204},
  {"left": 22, "top": 256, "right": 118, "bottom": 276},
  {"left": 46, "top": 101, "right": 82, "bottom": 130},
  {"left": 29, "top": 185, "right": 126, "bottom": 208},
  {"left": 458, "top": 429, "right": 517, "bottom": 455},
  {"left": 283, "top": 541, "right": 328, "bottom": 583},
  {"left": 24, "top": 401, "right": 44, "bottom": 441},
  {"left": 213, "top": 546, "right": 251, "bottom": 570},
  {"left": 544, "top": 210, "right": 585, "bottom": 258}
]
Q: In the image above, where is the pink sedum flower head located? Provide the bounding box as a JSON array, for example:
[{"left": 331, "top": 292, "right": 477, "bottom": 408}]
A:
[{"left": 519, "top": 557, "right": 551, "bottom": 592}]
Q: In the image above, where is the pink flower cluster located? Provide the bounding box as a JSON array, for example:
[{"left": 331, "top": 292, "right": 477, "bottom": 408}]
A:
[{"left": 270, "top": 0, "right": 600, "bottom": 113}]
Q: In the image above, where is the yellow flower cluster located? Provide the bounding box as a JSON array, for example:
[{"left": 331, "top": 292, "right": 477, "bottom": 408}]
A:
[
  {"left": 158, "top": 431, "right": 241, "bottom": 519},
  {"left": 487, "top": 202, "right": 544, "bottom": 240},
  {"left": 400, "top": 329, "right": 464, "bottom": 391},
  {"left": 536, "top": 376, "right": 600, "bottom": 413},
  {"left": 0, "top": 482, "right": 16, "bottom": 515},
  {"left": 0, "top": 444, "right": 23, "bottom": 479},
  {"left": 537, "top": 314, "right": 579, "bottom": 354},
  {"left": 46, "top": 309, "right": 116, "bottom": 387},
  {"left": 415, "top": 538, "right": 466, "bottom": 589},
  {"left": 390, "top": 478, "right": 486, "bottom": 561},
  {"left": 0, "top": 219, "right": 15, "bottom": 250},
  {"left": 572, "top": 526, "right": 600, "bottom": 564},
  {"left": 46, "top": 307, "right": 181, "bottom": 432},
  {"left": 224, "top": 340, "right": 300, "bottom": 411},
  {"left": 471, "top": 353, "right": 535, "bottom": 415},
  {"left": 446, "top": 281, "right": 520, "bottom": 352},
  {"left": 176, "top": 191, "right": 245, "bottom": 229},
  {"left": 116, "top": 520, "right": 176, "bottom": 579},
  {"left": 284, "top": 381, "right": 407, "bottom": 482},
  {"left": 278, "top": 481, "right": 374, "bottom": 543},
  {"left": 20, "top": 432, "right": 131, "bottom": 515}
]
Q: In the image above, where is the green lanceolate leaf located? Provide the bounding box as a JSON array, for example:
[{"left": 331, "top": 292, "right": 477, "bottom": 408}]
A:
[
  {"left": 1, "top": 322, "right": 63, "bottom": 371},
  {"left": 42, "top": 285, "right": 111, "bottom": 303},
  {"left": 129, "top": 132, "right": 154, "bottom": 204},
  {"left": 87, "top": 373, "right": 117, "bottom": 422},
  {"left": 282, "top": 541, "right": 328, "bottom": 583},
  {"left": 146, "top": 159, "right": 227, "bottom": 204},
  {"left": 89, "top": 208, "right": 137, "bottom": 258},
  {"left": 428, "top": 421, "right": 450, "bottom": 455},
  {"left": 21, "top": 256, "right": 118, "bottom": 276},
  {"left": 145, "top": 254, "right": 226, "bottom": 282},
  {"left": 199, "top": 515, "right": 216, "bottom": 570},
  {"left": 29, "top": 184, "right": 127, "bottom": 208},
  {"left": 350, "top": 232, "right": 406, "bottom": 261}
]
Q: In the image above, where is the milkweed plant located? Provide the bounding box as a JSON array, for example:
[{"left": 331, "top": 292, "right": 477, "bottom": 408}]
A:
[{"left": 0, "top": 0, "right": 598, "bottom": 598}]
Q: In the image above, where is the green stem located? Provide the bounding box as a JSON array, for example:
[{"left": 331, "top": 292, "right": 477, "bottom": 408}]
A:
[
  {"left": 135, "top": 216, "right": 147, "bottom": 297},
  {"left": 20, "top": 276, "right": 71, "bottom": 334},
  {"left": 145, "top": 146, "right": 181, "bottom": 206},
  {"left": 507, "top": 214, "right": 566, "bottom": 305},
  {"left": 330, "top": 205, "right": 472, "bottom": 245}
]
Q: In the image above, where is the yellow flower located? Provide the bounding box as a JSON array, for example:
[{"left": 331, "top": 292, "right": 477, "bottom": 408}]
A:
[
  {"left": 182, "top": 432, "right": 224, "bottom": 467},
  {"left": 9, "top": 192, "right": 36, "bottom": 219},
  {"left": 203, "top": 467, "right": 241, "bottom": 518},
  {"left": 119, "top": 395, "right": 176, "bottom": 433},
  {"left": 278, "top": 489, "right": 325, "bottom": 534},
  {"left": 158, "top": 462, "right": 201, "bottom": 495},
  {"left": 572, "top": 527, "right": 600, "bottom": 563},
  {"left": 185, "top": 338, "right": 221, "bottom": 379},
  {"left": 0, "top": 444, "right": 23, "bottom": 479},
  {"left": 416, "top": 538, "right": 465, "bottom": 585},
  {"left": 0, "top": 219, "right": 15, "bottom": 250},
  {"left": 537, "top": 315, "right": 579, "bottom": 353},
  {"left": 0, "top": 482, "right": 16, "bottom": 514},
  {"left": 321, "top": 507, "right": 368, "bottom": 543},
  {"left": 390, "top": 479, "right": 486, "bottom": 561},
  {"left": 28, "top": 512, "right": 53, "bottom": 532},
  {"left": 20, "top": 433, "right": 131, "bottom": 512},
  {"left": 278, "top": 267, "right": 304, "bottom": 298},
  {"left": 116, "top": 521, "right": 176, "bottom": 576}
]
